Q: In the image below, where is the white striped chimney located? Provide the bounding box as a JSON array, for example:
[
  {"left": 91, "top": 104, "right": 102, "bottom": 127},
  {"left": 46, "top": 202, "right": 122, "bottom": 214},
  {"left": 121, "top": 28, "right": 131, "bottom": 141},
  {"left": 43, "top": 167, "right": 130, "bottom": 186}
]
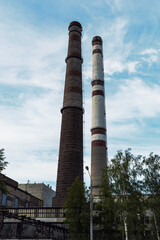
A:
[{"left": 91, "top": 36, "right": 107, "bottom": 198}]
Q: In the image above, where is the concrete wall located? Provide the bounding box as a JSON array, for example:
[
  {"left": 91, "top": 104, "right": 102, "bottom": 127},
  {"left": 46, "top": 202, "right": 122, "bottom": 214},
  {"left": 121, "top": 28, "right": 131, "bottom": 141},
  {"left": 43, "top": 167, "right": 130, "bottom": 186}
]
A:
[
  {"left": 0, "top": 174, "right": 43, "bottom": 208},
  {"left": 19, "top": 183, "right": 55, "bottom": 207},
  {"left": 0, "top": 219, "right": 66, "bottom": 239}
]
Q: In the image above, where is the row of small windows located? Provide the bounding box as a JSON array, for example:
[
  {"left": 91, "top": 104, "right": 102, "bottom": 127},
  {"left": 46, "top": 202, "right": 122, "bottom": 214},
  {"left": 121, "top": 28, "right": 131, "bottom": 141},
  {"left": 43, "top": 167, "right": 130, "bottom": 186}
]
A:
[
  {"left": 1, "top": 194, "right": 28, "bottom": 208},
  {"left": 1, "top": 194, "right": 151, "bottom": 222},
  {"left": 8, "top": 208, "right": 65, "bottom": 218}
]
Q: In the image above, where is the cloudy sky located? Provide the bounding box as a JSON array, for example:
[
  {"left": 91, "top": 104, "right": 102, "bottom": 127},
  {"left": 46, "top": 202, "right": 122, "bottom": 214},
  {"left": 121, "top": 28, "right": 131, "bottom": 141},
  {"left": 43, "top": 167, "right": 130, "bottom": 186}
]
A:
[{"left": 0, "top": 0, "right": 160, "bottom": 189}]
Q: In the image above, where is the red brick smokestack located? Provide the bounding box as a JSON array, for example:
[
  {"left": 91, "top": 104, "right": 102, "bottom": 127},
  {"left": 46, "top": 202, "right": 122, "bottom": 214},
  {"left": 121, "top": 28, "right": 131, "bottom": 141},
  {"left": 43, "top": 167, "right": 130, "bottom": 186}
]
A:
[{"left": 52, "top": 21, "right": 83, "bottom": 207}]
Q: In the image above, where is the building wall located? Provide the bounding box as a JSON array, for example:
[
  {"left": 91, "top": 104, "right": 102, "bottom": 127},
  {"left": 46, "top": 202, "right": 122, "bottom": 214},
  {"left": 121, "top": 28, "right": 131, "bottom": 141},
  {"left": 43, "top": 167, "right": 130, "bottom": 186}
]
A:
[
  {"left": 0, "top": 173, "right": 43, "bottom": 208},
  {"left": 19, "top": 183, "right": 55, "bottom": 207},
  {"left": 0, "top": 221, "right": 66, "bottom": 239}
]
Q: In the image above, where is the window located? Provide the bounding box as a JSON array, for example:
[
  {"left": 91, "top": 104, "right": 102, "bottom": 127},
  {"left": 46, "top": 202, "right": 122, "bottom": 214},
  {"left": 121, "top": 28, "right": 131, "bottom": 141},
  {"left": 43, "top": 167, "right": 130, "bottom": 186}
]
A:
[
  {"left": 145, "top": 216, "right": 150, "bottom": 224},
  {"left": 145, "top": 230, "right": 151, "bottom": 237},
  {"left": 1, "top": 194, "right": 7, "bottom": 206},
  {"left": 14, "top": 198, "right": 19, "bottom": 208}
]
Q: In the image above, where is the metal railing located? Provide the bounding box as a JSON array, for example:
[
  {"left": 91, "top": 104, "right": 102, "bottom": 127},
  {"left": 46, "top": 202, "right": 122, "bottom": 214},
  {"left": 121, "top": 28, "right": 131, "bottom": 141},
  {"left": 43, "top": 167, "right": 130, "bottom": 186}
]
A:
[
  {"left": 3, "top": 207, "right": 65, "bottom": 219},
  {"left": 0, "top": 208, "right": 68, "bottom": 239}
]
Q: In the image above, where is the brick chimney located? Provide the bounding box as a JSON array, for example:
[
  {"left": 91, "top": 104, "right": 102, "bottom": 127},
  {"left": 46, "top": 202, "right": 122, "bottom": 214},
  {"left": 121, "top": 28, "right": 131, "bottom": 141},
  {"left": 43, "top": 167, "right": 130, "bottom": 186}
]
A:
[
  {"left": 91, "top": 36, "right": 108, "bottom": 198},
  {"left": 52, "top": 21, "right": 83, "bottom": 207}
]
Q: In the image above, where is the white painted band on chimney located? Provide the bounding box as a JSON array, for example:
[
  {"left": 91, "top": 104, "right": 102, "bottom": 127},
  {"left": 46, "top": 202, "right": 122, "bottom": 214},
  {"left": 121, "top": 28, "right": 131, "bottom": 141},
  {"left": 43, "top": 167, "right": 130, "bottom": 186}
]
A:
[
  {"left": 92, "top": 95, "right": 106, "bottom": 129},
  {"left": 93, "top": 45, "right": 102, "bottom": 50},
  {"left": 91, "top": 134, "right": 106, "bottom": 142},
  {"left": 92, "top": 54, "right": 104, "bottom": 80},
  {"left": 92, "top": 85, "right": 104, "bottom": 92}
]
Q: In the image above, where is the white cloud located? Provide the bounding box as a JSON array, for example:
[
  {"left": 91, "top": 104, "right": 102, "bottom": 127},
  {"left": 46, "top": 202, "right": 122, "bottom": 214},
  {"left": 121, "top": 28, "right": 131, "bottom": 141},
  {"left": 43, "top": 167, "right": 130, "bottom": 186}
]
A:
[
  {"left": 100, "top": 17, "right": 140, "bottom": 75},
  {"left": 0, "top": 91, "right": 62, "bottom": 146},
  {"left": 108, "top": 143, "right": 160, "bottom": 162},
  {"left": 127, "top": 61, "right": 140, "bottom": 73},
  {"left": 1, "top": 0, "right": 160, "bottom": 188},
  {"left": 83, "top": 64, "right": 92, "bottom": 80},
  {"left": 104, "top": 59, "right": 140, "bottom": 75},
  {"left": 108, "top": 122, "right": 138, "bottom": 138},
  {"left": 107, "top": 78, "right": 160, "bottom": 121},
  {"left": 104, "top": 0, "right": 121, "bottom": 12},
  {"left": 140, "top": 47, "right": 160, "bottom": 66},
  {"left": 3, "top": 156, "right": 58, "bottom": 188},
  {"left": 141, "top": 48, "right": 159, "bottom": 55},
  {"left": 0, "top": 13, "right": 69, "bottom": 188},
  {"left": 0, "top": 90, "right": 63, "bottom": 188},
  {"left": 83, "top": 17, "right": 141, "bottom": 76},
  {"left": 142, "top": 55, "right": 158, "bottom": 67},
  {"left": 104, "top": 59, "right": 125, "bottom": 74},
  {"left": 0, "top": 22, "right": 67, "bottom": 89}
]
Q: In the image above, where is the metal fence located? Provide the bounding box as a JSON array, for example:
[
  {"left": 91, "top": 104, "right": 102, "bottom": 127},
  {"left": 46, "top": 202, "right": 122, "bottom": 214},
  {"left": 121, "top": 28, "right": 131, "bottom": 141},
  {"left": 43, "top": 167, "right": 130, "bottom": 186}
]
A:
[
  {"left": 0, "top": 208, "right": 68, "bottom": 239},
  {"left": 4, "top": 207, "right": 65, "bottom": 219}
]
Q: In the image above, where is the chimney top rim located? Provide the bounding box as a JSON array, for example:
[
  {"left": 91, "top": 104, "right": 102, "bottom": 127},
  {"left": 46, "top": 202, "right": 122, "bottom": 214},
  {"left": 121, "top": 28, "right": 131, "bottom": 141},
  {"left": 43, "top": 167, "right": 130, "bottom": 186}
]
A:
[
  {"left": 69, "top": 21, "right": 82, "bottom": 31},
  {"left": 92, "top": 36, "right": 102, "bottom": 45}
]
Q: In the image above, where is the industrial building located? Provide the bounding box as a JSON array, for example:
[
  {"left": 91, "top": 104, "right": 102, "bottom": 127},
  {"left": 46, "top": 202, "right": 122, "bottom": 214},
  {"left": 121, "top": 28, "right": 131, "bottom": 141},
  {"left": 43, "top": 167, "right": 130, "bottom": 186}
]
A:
[
  {"left": 0, "top": 173, "right": 43, "bottom": 208},
  {"left": 19, "top": 183, "right": 55, "bottom": 207}
]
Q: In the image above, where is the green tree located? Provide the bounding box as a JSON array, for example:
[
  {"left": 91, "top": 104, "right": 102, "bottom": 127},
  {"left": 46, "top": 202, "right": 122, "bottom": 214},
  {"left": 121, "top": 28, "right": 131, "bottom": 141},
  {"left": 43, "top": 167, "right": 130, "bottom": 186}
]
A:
[
  {"left": 64, "top": 177, "right": 90, "bottom": 240},
  {"left": 94, "top": 168, "right": 118, "bottom": 240},
  {"left": 0, "top": 148, "right": 8, "bottom": 194},
  {"left": 143, "top": 153, "right": 160, "bottom": 240},
  {"left": 100, "top": 149, "right": 145, "bottom": 240}
]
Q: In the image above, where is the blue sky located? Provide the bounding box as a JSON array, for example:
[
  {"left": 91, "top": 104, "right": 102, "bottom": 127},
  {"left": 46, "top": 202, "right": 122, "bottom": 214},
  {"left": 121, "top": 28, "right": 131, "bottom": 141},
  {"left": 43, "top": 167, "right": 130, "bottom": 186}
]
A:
[{"left": 0, "top": 0, "right": 160, "bottom": 189}]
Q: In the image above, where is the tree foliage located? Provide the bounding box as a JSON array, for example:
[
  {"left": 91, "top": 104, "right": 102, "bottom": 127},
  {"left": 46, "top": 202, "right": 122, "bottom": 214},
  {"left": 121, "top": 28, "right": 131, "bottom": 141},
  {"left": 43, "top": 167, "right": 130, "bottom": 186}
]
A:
[
  {"left": 95, "top": 168, "right": 118, "bottom": 240},
  {"left": 142, "top": 153, "right": 160, "bottom": 240},
  {"left": 0, "top": 149, "right": 8, "bottom": 172},
  {"left": 99, "top": 149, "right": 146, "bottom": 240},
  {"left": 0, "top": 148, "right": 8, "bottom": 194},
  {"left": 64, "top": 177, "right": 90, "bottom": 240},
  {"left": 64, "top": 150, "right": 160, "bottom": 240}
]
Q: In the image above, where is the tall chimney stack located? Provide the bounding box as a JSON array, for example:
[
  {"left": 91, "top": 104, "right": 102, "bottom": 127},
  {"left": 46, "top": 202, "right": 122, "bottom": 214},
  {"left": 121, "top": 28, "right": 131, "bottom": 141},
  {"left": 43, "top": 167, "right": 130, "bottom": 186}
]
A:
[
  {"left": 91, "top": 36, "right": 107, "bottom": 198},
  {"left": 52, "top": 21, "right": 83, "bottom": 207}
]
